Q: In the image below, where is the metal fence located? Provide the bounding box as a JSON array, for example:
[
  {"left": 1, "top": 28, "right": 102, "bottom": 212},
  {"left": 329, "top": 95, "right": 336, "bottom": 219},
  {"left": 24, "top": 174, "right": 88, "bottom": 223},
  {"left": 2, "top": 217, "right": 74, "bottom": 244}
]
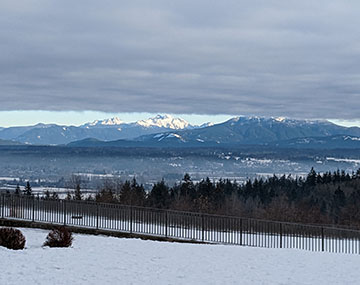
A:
[{"left": 1, "top": 194, "right": 360, "bottom": 254}]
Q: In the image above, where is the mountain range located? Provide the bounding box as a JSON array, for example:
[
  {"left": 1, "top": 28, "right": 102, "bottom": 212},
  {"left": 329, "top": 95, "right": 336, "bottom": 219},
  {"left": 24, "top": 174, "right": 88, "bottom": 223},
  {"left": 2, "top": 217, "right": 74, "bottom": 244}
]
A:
[
  {"left": 1, "top": 115, "right": 360, "bottom": 149},
  {"left": 0, "top": 115, "right": 211, "bottom": 145}
]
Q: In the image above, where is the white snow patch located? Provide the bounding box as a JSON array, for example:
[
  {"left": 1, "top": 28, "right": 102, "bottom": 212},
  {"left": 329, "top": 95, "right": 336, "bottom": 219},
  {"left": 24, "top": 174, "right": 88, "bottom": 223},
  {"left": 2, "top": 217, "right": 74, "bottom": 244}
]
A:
[
  {"left": 274, "top": 117, "right": 286, "bottom": 122},
  {"left": 153, "top": 133, "right": 164, "bottom": 139},
  {"left": 0, "top": 227, "right": 359, "bottom": 285},
  {"left": 0, "top": 177, "right": 20, "bottom": 181},
  {"left": 326, "top": 157, "right": 360, "bottom": 164},
  {"left": 343, "top": 136, "right": 360, "bottom": 141},
  {"left": 166, "top": 133, "right": 182, "bottom": 139}
]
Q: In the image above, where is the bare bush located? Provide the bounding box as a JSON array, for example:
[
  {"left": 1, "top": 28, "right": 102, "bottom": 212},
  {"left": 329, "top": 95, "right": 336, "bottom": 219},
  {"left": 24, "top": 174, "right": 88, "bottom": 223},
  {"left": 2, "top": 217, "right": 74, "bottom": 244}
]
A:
[
  {"left": 0, "top": 227, "right": 26, "bottom": 250},
  {"left": 43, "top": 226, "right": 73, "bottom": 248}
]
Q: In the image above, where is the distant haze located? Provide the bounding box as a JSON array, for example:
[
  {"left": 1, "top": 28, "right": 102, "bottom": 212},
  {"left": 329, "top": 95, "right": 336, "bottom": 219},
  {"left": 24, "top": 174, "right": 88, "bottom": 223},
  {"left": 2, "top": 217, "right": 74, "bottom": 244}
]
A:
[{"left": 1, "top": 1, "right": 360, "bottom": 120}]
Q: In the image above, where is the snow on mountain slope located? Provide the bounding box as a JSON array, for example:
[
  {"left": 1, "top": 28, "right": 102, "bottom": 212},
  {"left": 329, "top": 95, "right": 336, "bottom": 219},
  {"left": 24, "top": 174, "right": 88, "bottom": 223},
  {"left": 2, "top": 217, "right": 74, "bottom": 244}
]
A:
[
  {"left": 83, "top": 114, "right": 194, "bottom": 130},
  {"left": 136, "top": 114, "right": 190, "bottom": 129},
  {"left": 3, "top": 115, "right": 360, "bottom": 147},
  {"left": 1, "top": 227, "right": 359, "bottom": 285},
  {"left": 0, "top": 115, "right": 201, "bottom": 145},
  {"left": 68, "top": 116, "right": 360, "bottom": 148},
  {"left": 137, "top": 116, "right": 360, "bottom": 146},
  {"left": 84, "top": 117, "right": 124, "bottom": 127}
]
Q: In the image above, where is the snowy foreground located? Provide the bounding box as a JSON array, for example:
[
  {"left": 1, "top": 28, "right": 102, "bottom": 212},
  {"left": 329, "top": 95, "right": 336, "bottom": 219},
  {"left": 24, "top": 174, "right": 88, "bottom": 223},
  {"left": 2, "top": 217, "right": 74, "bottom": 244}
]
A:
[{"left": 1, "top": 228, "right": 360, "bottom": 285}]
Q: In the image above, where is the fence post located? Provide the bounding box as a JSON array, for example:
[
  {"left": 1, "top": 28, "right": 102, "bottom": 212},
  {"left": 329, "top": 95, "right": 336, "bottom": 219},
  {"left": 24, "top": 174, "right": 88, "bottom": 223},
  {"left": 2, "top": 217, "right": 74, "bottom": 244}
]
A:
[
  {"left": 165, "top": 211, "right": 168, "bottom": 238},
  {"left": 321, "top": 227, "right": 324, "bottom": 252},
  {"left": 1, "top": 193, "right": 5, "bottom": 219},
  {"left": 96, "top": 203, "right": 99, "bottom": 230},
  {"left": 32, "top": 196, "right": 35, "bottom": 222},
  {"left": 240, "top": 218, "right": 243, "bottom": 245},
  {"left": 63, "top": 200, "right": 67, "bottom": 225},
  {"left": 130, "top": 206, "right": 133, "bottom": 234},
  {"left": 1, "top": 193, "right": 4, "bottom": 219},
  {"left": 201, "top": 214, "right": 205, "bottom": 242},
  {"left": 280, "top": 223, "right": 283, "bottom": 248}
]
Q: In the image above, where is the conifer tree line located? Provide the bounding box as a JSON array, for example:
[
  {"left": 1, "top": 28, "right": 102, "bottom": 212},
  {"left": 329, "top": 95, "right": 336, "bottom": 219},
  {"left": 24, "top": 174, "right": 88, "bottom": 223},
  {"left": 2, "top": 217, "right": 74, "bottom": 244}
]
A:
[
  {"left": 92, "top": 168, "right": 360, "bottom": 228},
  {"left": 12, "top": 168, "right": 360, "bottom": 228},
  {"left": 14, "top": 181, "right": 32, "bottom": 196}
]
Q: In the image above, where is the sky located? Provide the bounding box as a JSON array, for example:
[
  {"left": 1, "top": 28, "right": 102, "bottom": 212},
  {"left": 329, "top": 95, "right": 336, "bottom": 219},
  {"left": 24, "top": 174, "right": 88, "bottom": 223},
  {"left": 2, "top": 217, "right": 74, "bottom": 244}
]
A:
[{"left": 1, "top": 1, "right": 360, "bottom": 126}]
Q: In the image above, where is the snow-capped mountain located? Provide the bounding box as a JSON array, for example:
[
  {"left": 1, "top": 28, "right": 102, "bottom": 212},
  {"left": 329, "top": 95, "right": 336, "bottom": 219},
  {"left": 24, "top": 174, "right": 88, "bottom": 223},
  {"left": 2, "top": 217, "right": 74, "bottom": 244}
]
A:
[
  {"left": 0, "top": 115, "right": 201, "bottom": 145},
  {"left": 136, "top": 115, "right": 189, "bottom": 129},
  {"left": 128, "top": 116, "right": 360, "bottom": 147},
  {"left": 2, "top": 115, "right": 360, "bottom": 148},
  {"left": 83, "top": 117, "right": 124, "bottom": 127},
  {"left": 66, "top": 116, "right": 360, "bottom": 149}
]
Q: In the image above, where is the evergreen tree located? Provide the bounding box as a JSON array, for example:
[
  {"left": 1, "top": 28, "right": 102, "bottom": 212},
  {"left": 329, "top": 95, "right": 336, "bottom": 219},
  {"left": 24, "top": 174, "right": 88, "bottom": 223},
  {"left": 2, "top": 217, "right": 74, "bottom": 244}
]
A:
[
  {"left": 119, "top": 180, "right": 132, "bottom": 205},
  {"left": 179, "top": 173, "right": 196, "bottom": 199},
  {"left": 306, "top": 167, "right": 317, "bottom": 187},
  {"left": 96, "top": 179, "right": 116, "bottom": 203},
  {"left": 74, "top": 183, "right": 82, "bottom": 200},
  {"left": 24, "top": 181, "right": 32, "bottom": 196},
  {"left": 51, "top": 192, "right": 59, "bottom": 200},
  {"left": 44, "top": 190, "right": 51, "bottom": 200},
  {"left": 356, "top": 168, "right": 360, "bottom": 179},
  {"left": 198, "top": 177, "right": 214, "bottom": 198},
  {"left": 14, "top": 184, "right": 21, "bottom": 196},
  {"left": 66, "top": 191, "right": 72, "bottom": 200},
  {"left": 148, "top": 180, "right": 170, "bottom": 208},
  {"left": 131, "top": 178, "right": 146, "bottom": 206},
  {"left": 334, "top": 186, "right": 346, "bottom": 208}
]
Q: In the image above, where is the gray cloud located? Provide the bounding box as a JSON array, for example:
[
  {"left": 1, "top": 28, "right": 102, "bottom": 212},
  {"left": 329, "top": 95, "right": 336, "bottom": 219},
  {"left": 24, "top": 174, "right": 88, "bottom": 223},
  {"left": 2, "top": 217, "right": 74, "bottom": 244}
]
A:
[{"left": 1, "top": 0, "right": 360, "bottom": 119}]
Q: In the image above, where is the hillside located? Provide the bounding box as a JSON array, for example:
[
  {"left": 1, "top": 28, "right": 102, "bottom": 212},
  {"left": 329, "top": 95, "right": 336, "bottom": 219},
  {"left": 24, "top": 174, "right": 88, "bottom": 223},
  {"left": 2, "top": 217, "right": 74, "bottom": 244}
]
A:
[{"left": 0, "top": 139, "right": 22, "bottom": 146}]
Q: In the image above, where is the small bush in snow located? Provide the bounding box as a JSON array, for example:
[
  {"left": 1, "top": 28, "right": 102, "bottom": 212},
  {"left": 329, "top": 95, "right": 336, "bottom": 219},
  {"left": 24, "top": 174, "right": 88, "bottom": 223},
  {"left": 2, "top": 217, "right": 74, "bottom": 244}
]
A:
[
  {"left": 43, "top": 226, "right": 73, "bottom": 248},
  {"left": 0, "top": 227, "right": 26, "bottom": 250}
]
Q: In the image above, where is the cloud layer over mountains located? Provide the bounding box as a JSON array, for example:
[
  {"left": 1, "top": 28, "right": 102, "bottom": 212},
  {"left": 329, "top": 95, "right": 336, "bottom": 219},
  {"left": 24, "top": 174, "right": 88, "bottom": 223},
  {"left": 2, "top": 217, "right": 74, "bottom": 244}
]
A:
[{"left": 1, "top": 1, "right": 360, "bottom": 119}]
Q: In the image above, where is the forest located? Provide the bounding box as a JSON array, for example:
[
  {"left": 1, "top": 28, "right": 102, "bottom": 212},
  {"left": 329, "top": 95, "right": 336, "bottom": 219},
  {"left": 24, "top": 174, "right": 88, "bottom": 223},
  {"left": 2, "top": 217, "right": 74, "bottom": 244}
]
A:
[{"left": 52, "top": 167, "right": 360, "bottom": 229}]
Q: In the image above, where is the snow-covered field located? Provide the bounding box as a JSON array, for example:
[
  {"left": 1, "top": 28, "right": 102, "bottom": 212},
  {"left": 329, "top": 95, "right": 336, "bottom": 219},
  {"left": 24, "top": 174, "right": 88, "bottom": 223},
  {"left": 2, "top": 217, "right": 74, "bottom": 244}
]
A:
[{"left": 1, "top": 228, "right": 360, "bottom": 284}]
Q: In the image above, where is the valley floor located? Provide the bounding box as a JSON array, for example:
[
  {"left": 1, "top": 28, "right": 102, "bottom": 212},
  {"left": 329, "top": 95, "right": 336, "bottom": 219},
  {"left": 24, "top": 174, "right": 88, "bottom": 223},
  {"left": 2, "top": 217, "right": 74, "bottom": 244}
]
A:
[{"left": 1, "top": 227, "right": 359, "bottom": 284}]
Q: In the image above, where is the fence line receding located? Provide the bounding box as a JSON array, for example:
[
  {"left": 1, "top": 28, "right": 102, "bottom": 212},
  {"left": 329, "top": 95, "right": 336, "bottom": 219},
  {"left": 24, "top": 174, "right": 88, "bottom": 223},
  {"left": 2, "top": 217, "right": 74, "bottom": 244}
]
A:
[{"left": 1, "top": 194, "right": 360, "bottom": 254}]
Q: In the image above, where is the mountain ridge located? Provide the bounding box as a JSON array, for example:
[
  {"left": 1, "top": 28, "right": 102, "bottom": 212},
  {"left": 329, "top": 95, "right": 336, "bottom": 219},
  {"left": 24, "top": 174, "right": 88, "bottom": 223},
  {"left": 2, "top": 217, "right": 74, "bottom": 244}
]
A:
[
  {"left": 1, "top": 115, "right": 360, "bottom": 148},
  {"left": 67, "top": 116, "right": 360, "bottom": 149},
  {"left": 0, "top": 114, "right": 203, "bottom": 145}
]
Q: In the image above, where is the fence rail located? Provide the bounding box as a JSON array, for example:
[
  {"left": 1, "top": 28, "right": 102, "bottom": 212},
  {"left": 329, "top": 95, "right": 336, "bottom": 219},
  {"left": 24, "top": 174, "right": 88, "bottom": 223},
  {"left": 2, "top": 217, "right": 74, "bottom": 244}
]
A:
[{"left": 1, "top": 194, "right": 360, "bottom": 254}]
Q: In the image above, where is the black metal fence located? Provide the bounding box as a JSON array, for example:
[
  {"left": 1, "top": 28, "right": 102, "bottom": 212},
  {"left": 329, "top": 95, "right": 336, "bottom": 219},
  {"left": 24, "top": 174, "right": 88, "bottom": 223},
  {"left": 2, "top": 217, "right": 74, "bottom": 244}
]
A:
[{"left": 1, "top": 194, "right": 360, "bottom": 254}]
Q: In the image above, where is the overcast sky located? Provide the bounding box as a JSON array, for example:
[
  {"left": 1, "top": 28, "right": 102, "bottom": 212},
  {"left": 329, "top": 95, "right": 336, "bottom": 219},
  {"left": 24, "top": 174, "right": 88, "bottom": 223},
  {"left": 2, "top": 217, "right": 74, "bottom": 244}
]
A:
[{"left": 1, "top": 0, "right": 360, "bottom": 124}]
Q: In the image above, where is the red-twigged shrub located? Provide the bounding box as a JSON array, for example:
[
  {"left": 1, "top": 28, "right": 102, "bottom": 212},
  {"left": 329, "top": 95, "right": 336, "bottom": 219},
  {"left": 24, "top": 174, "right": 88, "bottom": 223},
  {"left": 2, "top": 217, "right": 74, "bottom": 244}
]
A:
[
  {"left": 43, "top": 226, "right": 73, "bottom": 248},
  {"left": 0, "top": 227, "right": 26, "bottom": 250}
]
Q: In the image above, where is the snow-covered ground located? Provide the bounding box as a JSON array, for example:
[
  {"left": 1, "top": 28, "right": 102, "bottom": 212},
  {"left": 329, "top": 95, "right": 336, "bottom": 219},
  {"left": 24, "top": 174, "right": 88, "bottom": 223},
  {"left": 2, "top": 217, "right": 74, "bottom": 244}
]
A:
[{"left": 1, "top": 228, "right": 360, "bottom": 284}]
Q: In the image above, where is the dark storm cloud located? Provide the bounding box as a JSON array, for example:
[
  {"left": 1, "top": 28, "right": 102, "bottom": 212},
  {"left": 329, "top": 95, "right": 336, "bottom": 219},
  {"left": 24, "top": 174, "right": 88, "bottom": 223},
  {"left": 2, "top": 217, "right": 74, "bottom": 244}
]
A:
[{"left": 1, "top": 0, "right": 360, "bottom": 119}]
